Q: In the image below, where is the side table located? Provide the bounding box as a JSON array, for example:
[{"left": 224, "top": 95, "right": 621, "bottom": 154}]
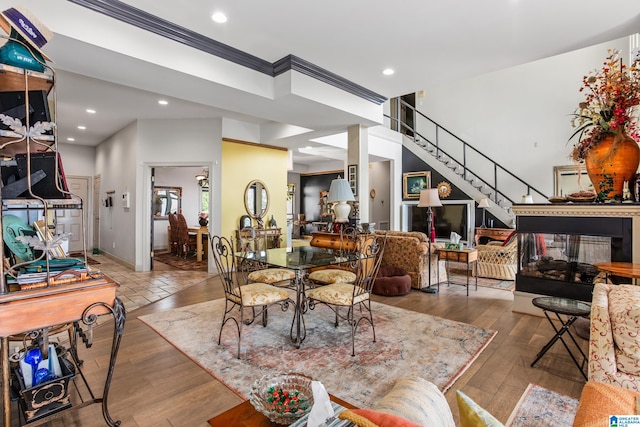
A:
[
  {"left": 594, "top": 262, "right": 640, "bottom": 285},
  {"left": 530, "top": 296, "right": 590, "bottom": 380},
  {"left": 437, "top": 248, "right": 478, "bottom": 296}
]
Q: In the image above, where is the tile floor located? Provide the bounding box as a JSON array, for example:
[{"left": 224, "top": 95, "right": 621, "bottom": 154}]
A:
[{"left": 87, "top": 253, "right": 212, "bottom": 313}]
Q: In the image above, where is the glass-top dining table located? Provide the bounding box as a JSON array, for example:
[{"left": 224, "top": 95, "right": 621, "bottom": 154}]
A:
[{"left": 237, "top": 245, "right": 356, "bottom": 348}]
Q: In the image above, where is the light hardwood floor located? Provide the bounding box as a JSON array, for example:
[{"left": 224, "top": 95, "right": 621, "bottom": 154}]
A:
[{"left": 4, "top": 264, "right": 588, "bottom": 426}]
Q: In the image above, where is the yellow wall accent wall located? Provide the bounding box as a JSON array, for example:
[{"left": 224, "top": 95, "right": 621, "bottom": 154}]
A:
[{"left": 221, "top": 141, "right": 288, "bottom": 246}]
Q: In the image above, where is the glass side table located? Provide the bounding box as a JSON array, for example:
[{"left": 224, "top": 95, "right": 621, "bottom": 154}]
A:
[{"left": 530, "top": 296, "right": 591, "bottom": 380}]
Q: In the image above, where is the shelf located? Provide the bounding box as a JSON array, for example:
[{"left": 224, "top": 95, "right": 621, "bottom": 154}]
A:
[
  {"left": 0, "top": 63, "right": 54, "bottom": 94},
  {"left": 2, "top": 198, "right": 82, "bottom": 209}
]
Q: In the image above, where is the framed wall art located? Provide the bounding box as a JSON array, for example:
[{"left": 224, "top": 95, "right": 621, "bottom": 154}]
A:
[
  {"left": 403, "top": 171, "right": 430, "bottom": 199},
  {"left": 347, "top": 164, "right": 357, "bottom": 197}
]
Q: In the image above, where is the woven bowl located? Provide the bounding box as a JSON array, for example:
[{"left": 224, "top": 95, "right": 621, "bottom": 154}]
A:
[{"left": 249, "top": 372, "right": 314, "bottom": 425}]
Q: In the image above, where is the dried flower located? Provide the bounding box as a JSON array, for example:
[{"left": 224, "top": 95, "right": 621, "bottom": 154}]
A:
[{"left": 569, "top": 49, "right": 640, "bottom": 162}]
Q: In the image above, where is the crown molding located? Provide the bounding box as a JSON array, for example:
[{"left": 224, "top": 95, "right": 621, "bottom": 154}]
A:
[{"left": 68, "top": 0, "right": 387, "bottom": 105}]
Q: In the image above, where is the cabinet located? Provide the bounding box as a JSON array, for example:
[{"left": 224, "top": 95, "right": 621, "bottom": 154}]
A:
[{"left": 0, "top": 60, "right": 125, "bottom": 426}]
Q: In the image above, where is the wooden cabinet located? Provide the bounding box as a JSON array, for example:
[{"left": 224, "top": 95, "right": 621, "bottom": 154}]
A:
[
  {"left": 0, "top": 60, "right": 125, "bottom": 426},
  {"left": 235, "top": 227, "right": 282, "bottom": 252},
  {"left": 474, "top": 227, "right": 514, "bottom": 246}
]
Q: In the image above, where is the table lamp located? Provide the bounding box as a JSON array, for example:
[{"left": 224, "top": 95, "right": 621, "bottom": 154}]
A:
[
  {"left": 477, "top": 198, "right": 490, "bottom": 228},
  {"left": 327, "top": 177, "right": 355, "bottom": 223},
  {"left": 417, "top": 188, "right": 442, "bottom": 293}
]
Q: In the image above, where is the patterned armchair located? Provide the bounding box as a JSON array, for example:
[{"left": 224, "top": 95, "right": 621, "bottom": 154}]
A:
[
  {"left": 473, "top": 238, "right": 517, "bottom": 280},
  {"left": 374, "top": 230, "right": 446, "bottom": 290},
  {"left": 589, "top": 283, "right": 640, "bottom": 391}
]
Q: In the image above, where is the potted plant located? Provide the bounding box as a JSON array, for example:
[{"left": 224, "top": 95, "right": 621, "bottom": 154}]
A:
[{"left": 569, "top": 49, "right": 640, "bottom": 200}]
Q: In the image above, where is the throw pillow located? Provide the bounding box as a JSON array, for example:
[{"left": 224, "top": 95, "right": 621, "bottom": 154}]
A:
[
  {"left": 573, "top": 381, "right": 640, "bottom": 427},
  {"left": 501, "top": 230, "right": 517, "bottom": 247},
  {"left": 456, "top": 390, "right": 504, "bottom": 427},
  {"left": 338, "top": 409, "right": 421, "bottom": 427}
]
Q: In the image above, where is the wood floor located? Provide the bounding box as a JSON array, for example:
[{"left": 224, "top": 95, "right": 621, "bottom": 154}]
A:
[{"left": 4, "top": 276, "right": 588, "bottom": 427}]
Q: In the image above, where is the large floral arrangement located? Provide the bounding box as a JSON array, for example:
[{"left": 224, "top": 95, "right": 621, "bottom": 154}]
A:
[{"left": 570, "top": 49, "right": 640, "bottom": 162}]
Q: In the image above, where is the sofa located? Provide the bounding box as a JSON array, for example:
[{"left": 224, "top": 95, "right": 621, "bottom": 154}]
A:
[
  {"left": 588, "top": 283, "right": 640, "bottom": 391},
  {"left": 375, "top": 230, "right": 446, "bottom": 290}
]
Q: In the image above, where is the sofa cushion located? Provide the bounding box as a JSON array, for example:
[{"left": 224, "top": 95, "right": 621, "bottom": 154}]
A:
[
  {"left": 456, "top": 390, "right": 504, "bottom": 427},
  {"left": 609, "top": 286, "right": 640, "bottom": 376},
  {"left": 338, "top": 408, "right": 421, "bottom": 427},
  {"left": 501, "top": 230, "right": 517, "bottom": 247},
  {"left": 373, "top": 376, "right": 455, "bottom": 427},
  {"left": 573, "top": 381, "right": 640, "bottom": 426}
]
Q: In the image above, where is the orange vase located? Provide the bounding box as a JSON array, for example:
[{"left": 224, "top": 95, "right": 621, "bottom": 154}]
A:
[{"left": 584, "top": 133, "right": 640, "bottom": 199}]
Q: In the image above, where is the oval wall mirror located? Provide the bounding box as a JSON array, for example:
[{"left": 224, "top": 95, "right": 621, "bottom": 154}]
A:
[{"left": 244, "top": 180, "right": 269, "bottom": 220}]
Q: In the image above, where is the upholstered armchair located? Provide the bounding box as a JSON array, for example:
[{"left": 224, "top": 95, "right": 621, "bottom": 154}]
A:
[
  {"left": 473, "top": 238, "right": 517, "bottom": 280},
  {"left": 589, "top": 283, "right": 640, "bottom": 391},
  {"left": 374, "top": 230, "right": 446, "bottom": 290}
]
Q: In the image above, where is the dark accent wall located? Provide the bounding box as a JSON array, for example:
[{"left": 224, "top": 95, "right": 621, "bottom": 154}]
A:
[
  {"left": 402, "top": 147, "right": 507, "bottom": 228},
  {"left": 300, "top": 173, "right": 340, "bottom": 222}
]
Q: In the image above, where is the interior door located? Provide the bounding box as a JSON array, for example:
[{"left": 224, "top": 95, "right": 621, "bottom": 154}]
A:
[
  {"left": 56, "top": 176, "right": 89, "bottom": 253},
  {"left": 93, "top": 175, "right": 100, "bottom": 251}
]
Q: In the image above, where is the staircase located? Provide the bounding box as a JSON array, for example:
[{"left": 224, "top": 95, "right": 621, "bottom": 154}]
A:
[{"left": 388, "top": 98, "right": 549, "bottom": 227}]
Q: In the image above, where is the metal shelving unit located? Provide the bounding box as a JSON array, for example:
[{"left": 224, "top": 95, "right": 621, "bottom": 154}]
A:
[{"left": 0, "top": 54, "right": 125, "bottom": 426}]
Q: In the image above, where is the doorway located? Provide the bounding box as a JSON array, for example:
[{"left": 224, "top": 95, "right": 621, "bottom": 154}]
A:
[{"left": 56, "top": 176, "right": 90, "bottom": 253}]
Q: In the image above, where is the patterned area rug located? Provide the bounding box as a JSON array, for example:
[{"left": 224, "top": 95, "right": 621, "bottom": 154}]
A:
[
  {"left": 506, "top": 384, "right": 578, "bottom": 426},
  {"left": 139, "top": 298, "right": 497, "bottom": 408},
  {"left": 153, "top": 251, "right": 207, "bottom": 271}
]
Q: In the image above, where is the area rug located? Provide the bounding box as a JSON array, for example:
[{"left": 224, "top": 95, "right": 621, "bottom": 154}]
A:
[
  {"left": 506, "top": 383, "right": 578, "bottom": 427},
  {"left": 153, "top": 251, "right": 207, "bottom": 271},
  {"left": 139, "top": 298, "right": 497, "bottom": 408},
  {"left": 449, "top": 268, "right": 515, "bottom": 291}
]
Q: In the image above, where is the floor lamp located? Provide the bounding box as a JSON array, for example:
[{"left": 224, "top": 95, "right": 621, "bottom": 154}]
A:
[
  {"left": 478, "top": 198, "right": 490, "bottom": 228},
  {"left": 417, "top": 188, "right": 442, "bottom": 294}
]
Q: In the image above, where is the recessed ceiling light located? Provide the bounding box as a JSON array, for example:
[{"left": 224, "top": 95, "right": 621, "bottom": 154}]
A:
[
  {"left": 305, "top": 146, "right": 312, "bottom": 150},
  {"left": 382, "top": 68, "right": 395, "bottom": 76},
  {"left": 67, "top": 137, "right": 75, "bottom": 142},
  {"left": 211, "top": 12, "right": 227, "bottom": 23},
  {"left": 86, "top": 109, "right": 96, "bottom": 114},
  {"left": 158, "top": 99, "right": 169, "bottom": 106},
  {"left": 77, "top": 125, "right": 86, "bottom": 130}
]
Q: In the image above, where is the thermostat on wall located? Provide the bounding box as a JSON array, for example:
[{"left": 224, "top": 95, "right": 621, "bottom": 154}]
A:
[{"left": 122, "top": 192, "right": 130, "bottom": 209}]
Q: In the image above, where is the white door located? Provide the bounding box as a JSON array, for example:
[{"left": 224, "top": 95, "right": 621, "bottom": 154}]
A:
[
  {"left": 93, "top": 175, "right": 100, "bottom": 251},
  {"left": 56, "top": 177, "right": 89, "bottom": 253}
]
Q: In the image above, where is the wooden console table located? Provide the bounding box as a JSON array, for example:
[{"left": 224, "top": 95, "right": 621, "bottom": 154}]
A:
[
  {"left": 474, "top": 227, "right": 514, "bottom": 246},
  {"left": 1, "top": 275, "right": 125, "bottom": 426}
]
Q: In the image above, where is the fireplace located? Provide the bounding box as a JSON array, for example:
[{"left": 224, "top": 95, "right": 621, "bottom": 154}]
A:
[{"left": 512, "top": 204, "right": 640, "bottom": 313}]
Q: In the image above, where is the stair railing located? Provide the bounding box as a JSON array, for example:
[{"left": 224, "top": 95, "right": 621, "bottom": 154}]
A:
[{"left": 387, "top": 97, "right": 548, "bottom": 207}]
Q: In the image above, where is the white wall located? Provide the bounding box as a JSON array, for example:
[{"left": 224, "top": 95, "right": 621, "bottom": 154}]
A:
[
  {"left": 418, "top": 37, "right": 631, "bottom": 199},
  {"left": 95, "top": 122, "right": 138, "bottom": 265}
]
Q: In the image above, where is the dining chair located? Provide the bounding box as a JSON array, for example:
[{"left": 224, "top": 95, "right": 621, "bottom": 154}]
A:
[
  {"left": 237, "top": 227, "right": 295, "bottom": 286},
  {"left": 211, "top": 235, "right": 292, "bottom": 358},
  {"left": 175, "top": 213, "right": 197, "bottom": 258},
  {"left": 167, "top": 213, "right": 180, "bottom": 255},
  {"left": 307, "top": 227, "right": 358, "bottom": 287},
  {"left": 306, "top": 231, "right": 387, "bottom": 356}
]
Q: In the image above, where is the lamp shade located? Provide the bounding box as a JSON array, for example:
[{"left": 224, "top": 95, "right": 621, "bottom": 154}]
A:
[
  {"left": 417, "top": 188, "right": 442, "bottom": 207},
  {"left": 477, "top": 198, "right": 490, "bottom": 208},
  {"left": 327, "top": 178, "right": 355, "bottom": 203}
]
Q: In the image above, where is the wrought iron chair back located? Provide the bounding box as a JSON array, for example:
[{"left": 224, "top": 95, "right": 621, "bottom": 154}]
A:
[
  {"left": 210, "top": 234, "right": 291, "bottom": 358},
  {"left": 306, "top": 231, "right": 387, "bottom": 356}
]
